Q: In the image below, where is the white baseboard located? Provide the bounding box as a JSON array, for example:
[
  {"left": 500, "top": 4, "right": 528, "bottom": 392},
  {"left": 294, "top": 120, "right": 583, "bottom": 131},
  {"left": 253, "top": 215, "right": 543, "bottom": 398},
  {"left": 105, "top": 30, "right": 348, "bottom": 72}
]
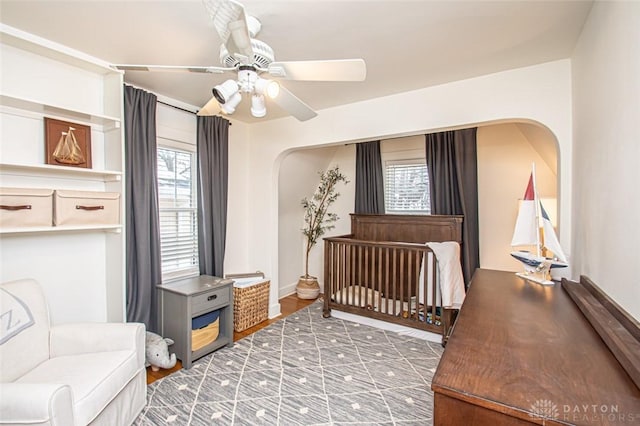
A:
[
  {"left": 268, "top": 302, "right": 281, "bottom": 319},
  {"left": 279, "top": 281, "right": 298, "bottom": 299}
]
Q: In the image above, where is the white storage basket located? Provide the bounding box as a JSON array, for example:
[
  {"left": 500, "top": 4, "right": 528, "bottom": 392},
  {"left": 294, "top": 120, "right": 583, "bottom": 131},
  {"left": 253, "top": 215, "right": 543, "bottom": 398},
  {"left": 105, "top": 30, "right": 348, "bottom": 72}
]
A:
[
  {"left": 54, "top": 190, "right": 120, "bottom": 226},
  {"left": 0, "top": 187, "right": 54, "bottom": 228}
]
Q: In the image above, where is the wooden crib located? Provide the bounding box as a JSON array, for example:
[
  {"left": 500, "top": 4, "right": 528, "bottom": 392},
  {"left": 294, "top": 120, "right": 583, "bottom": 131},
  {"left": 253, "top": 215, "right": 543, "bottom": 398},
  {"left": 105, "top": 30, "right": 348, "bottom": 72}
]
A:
[{"left": 323, "top": 214, "right": 463, "bottom": 344}]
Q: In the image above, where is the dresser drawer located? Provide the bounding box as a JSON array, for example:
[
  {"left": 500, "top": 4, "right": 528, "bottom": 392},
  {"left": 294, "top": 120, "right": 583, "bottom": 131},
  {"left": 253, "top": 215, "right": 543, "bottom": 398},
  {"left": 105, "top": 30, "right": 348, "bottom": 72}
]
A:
[{"left": 192, "top": 287, "right": 229, "bottom": 315}]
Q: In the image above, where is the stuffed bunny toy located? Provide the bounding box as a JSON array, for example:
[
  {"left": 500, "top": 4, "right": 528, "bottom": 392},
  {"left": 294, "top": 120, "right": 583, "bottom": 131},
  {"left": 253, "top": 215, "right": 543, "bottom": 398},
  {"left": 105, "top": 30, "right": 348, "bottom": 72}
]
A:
[{"left": 145, "top": 331, "right": 177, "bottom": 371}]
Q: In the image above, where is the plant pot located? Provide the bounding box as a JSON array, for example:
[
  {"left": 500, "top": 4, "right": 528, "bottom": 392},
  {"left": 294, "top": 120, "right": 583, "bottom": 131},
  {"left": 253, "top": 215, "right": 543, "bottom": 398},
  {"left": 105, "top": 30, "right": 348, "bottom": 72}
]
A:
[{"left": 296, "top": 275, "right": 320, "bottom": 299}]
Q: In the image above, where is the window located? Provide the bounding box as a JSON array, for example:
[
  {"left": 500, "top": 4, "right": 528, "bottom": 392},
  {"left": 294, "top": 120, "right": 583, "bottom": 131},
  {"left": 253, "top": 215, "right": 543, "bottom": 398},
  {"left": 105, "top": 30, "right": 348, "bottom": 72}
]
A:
[
  {"left": 157, "top": 146, "right": 198, "bottom": 280},
  {"left": 384, "top": 159, "right": 431, "bottom": 214}
]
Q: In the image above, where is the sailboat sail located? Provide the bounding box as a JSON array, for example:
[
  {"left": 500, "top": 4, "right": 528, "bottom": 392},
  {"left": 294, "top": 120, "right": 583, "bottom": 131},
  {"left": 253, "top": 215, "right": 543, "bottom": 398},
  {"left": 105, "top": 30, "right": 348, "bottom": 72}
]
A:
[
  {"left": 511, "top": 174, "right": 538, "bottom": 246},
  {"left": 540, "top": 202, "right": 567, "bottom": 262}
]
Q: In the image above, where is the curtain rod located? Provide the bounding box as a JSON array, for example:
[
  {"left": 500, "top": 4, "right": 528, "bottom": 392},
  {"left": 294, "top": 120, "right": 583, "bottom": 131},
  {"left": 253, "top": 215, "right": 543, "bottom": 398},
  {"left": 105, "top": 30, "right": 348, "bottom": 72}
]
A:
[
  {"left": 156, "top": 100, "right": 232, "bottom": 125},
  {"left": 157, "top": 100, "right": 195, "bottom": 114}
]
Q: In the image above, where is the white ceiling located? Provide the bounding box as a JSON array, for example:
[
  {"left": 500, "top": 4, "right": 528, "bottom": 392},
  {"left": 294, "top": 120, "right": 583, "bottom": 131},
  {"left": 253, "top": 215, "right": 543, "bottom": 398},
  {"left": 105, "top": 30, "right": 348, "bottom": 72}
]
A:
[{"left": 0, "top": 0, "right": 593, "bottom": 123}]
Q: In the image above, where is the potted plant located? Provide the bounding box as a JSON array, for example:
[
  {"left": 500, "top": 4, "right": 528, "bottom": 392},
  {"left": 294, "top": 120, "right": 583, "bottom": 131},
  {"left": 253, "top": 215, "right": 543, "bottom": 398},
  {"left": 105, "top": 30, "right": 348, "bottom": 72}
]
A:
[{"left": 297, "top": 165, "right": 349, "bottom": 299}]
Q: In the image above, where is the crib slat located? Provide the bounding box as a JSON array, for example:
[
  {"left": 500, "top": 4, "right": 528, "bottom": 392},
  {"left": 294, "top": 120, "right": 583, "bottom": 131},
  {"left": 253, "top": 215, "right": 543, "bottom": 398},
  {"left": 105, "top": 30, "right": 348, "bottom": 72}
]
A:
[
  {"left": 342, "top": 245, "right": 355, "bottom": 304},
  {"left": 423, "top": 250, "right": 428, "bottom": 323},
  {"left": 392, "top": 248, "right": 398, "bottom": 316},
  {"left": 357, "top": 245, "right": 362, "bottom": 307},
  {"left": 385, "top": 247, "right": 390, "bottom": 314},
  {"left": 341, "top": 242, "right": 345, "bottom": 302},
  {"left": 400, "top": 249, "right": 405, "bottom": 317},
  {"left": 338, "top": 243, "right": 341, "bottom": 301},
  {"left": 365, "top": 246, "right": 376, "bottom": 309},
  {"left": 431, "top": 250, "right": 437, "bottom": 324},
  {"left": 377, "top": 246, "right": 382, "bottom": 311},
  {"left": 362, "top": 244, "right": 367, "bottom": 307},
  {"left": 410, "top": 250, "right": 422, "bottom": 321},
  {"left": 333, "top": 242, "right": 338, "bottom": 303}
]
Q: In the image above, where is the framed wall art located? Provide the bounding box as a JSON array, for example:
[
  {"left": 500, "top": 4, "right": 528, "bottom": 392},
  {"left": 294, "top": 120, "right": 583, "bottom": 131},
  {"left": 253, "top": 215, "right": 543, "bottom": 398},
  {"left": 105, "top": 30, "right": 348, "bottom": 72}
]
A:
[{"left": 44, "top": 118, "right": 92, "bottom": 169}]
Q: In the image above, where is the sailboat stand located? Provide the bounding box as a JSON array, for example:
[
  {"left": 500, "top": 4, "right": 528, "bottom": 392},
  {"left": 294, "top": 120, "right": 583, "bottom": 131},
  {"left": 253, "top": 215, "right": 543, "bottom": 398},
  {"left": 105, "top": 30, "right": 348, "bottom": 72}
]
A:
[{"left": 511, "top": 251, "right": 566, "bottom": 286}]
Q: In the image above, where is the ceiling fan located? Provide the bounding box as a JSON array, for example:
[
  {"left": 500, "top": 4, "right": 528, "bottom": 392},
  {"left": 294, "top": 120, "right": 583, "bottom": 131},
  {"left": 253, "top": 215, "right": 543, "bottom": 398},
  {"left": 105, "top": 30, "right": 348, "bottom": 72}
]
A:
[{"left": 114, "top": 0, "right": 367, "bottom": 121}]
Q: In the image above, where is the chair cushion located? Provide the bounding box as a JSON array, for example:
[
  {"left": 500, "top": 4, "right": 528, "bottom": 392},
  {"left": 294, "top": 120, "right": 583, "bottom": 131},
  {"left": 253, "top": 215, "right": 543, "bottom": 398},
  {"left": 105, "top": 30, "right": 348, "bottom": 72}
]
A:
[
  {"left": 0, "top": 279, "right": 50, "bottom": 382},
  {"left": 16, "top": 350, "right": 140, "bottom": 425}
]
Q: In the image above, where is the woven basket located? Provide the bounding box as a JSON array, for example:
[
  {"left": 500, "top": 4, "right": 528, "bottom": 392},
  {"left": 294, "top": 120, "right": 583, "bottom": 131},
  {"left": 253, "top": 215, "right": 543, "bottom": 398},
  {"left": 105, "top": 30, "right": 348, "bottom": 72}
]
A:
[
  {"left": 233, "top": 279, "right": 270, "bottom": 332},
  {"left": 191, "top": 318, "right": 219, "bottom": 352}
]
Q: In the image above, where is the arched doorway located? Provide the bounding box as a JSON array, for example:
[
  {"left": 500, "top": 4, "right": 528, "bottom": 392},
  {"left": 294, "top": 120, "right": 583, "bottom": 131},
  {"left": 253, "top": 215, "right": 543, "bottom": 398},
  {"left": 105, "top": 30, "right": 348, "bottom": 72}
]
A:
[{"left": 276, "top": 120, "right": 560, "bottom": 297}]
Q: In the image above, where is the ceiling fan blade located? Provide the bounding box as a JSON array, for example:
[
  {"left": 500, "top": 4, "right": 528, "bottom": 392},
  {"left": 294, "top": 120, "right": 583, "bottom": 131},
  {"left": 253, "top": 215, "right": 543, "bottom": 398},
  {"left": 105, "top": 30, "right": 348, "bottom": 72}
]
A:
[
  {"left": 197, "top": 96, "right": 222, "bottom": 116},
  {"left": 202, "top": 0, "right": 254, "bottom": 61},
  {"left": 271, "top": 86, "right": 317, "bottom": 122},
  {"left": 113, "top": 64, "right": 232, "bottom": 74},
  {"left": 267, "top": 59, "right": 366, "bottom": 81}
]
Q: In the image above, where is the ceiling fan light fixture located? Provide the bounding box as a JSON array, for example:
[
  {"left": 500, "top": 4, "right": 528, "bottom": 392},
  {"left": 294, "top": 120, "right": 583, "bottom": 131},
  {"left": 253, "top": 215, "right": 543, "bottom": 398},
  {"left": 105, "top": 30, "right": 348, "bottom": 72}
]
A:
[
  {"left": 250, "top": 94, "right": 266, "bottom": 118},
  {"left": 237, "top": 66, "right": 258, "bottom": 92},
  {"left": 255, "top": 77, "right": 280, "bottom": 99},
  {"left": 266, "top": 80, "right": 280, "bottom": 99},
  {"left": 212, "top": 79, "right": 239, "bottom": 104},
  {"left": 221, "top": 92, "right": 242, "bottom": 114}
]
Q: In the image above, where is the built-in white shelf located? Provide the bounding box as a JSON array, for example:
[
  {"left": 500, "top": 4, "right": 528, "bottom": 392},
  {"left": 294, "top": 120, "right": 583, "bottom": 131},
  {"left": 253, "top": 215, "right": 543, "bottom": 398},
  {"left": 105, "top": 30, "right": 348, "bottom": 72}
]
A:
[
  {"left": 0, "top": 94, "right": 121, "bottom": 128},
  {"left": 0, "top": 224, "right": 122, "bottom": 235},
  {"left": 0, "top": 23, "right": 117, "bottom": 76},
  {"left": 1, "top": 23, "right": 126, "bottom": 323},
  {"left": 0, "top": 163, "right": 122, "bottom": 182}
]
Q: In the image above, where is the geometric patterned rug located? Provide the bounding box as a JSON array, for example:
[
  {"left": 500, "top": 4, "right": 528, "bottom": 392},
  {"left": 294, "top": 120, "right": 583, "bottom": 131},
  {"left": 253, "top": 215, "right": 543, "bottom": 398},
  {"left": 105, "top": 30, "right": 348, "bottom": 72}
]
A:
[{"left": 135, "top": 300, "right": 443, "bottom": 425}]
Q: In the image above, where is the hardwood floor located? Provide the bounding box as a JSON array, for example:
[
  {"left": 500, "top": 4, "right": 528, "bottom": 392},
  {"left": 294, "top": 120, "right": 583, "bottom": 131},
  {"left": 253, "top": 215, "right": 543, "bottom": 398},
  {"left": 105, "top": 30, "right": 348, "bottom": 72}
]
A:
[{"left": 146, "top": 294, "right": 317, "bottom": 384}]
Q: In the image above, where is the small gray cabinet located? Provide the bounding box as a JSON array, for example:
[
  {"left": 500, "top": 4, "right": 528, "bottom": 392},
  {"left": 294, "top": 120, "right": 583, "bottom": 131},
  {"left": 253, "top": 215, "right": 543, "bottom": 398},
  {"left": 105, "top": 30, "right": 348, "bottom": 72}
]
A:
[{"left": 158, "top": 275, "right": 234, "bottom": 369}]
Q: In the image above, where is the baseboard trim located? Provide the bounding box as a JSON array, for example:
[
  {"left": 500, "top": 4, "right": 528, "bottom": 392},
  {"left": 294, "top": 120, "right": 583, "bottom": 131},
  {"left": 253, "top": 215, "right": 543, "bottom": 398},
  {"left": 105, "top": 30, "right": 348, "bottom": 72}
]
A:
[{"left": 279, "top": 281, "right": 298, "bottom": 299}]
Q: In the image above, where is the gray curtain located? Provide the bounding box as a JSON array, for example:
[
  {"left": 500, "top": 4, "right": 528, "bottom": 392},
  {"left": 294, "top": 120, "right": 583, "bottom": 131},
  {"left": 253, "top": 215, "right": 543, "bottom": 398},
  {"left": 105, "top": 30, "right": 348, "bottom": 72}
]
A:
[
  {"left": 197, "top": 116, "right": 230, "bottom": 277},
  {"left": 426, "top": 128, "right": 479, "bottom": 286},
  {"left": 124, "top": 85, "right": 162, "bottom": 333},
  {"left": 355, "top": 140, "right": 385, "bottom": 214}
]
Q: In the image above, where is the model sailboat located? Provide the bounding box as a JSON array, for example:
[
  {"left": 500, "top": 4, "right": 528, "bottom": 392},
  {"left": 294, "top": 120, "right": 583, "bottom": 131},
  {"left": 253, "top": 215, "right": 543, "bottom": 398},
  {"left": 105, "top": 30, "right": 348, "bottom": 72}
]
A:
[
  {"left": 510, "top": 164, "right": 567, "bottom": 285},
  {"left": 52, "top": 127, "right": 86, "bottom": 165}
]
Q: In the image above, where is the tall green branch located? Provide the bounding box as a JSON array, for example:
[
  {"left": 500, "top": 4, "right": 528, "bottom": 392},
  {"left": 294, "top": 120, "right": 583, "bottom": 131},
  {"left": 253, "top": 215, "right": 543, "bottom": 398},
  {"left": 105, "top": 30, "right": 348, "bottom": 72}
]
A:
[{"left": 301, "top": 166, "right": 349, "bottom": 278}]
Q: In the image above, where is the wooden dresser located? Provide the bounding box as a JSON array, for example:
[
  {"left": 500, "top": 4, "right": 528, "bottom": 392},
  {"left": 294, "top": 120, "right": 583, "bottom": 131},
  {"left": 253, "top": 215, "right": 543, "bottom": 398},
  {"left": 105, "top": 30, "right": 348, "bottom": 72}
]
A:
[{"left": 431, "top": 269, "right": 640, "bottom": 425}]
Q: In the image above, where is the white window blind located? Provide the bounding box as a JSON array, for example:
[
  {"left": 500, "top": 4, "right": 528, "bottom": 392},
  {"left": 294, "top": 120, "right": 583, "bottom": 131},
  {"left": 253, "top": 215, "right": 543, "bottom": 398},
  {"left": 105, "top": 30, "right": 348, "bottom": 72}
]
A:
[
  {"left": 384, "top": 159, "right": 431, "bottom": 214},
  {"left": 157, "top": 146, "right": 199, "bottom": 279}
]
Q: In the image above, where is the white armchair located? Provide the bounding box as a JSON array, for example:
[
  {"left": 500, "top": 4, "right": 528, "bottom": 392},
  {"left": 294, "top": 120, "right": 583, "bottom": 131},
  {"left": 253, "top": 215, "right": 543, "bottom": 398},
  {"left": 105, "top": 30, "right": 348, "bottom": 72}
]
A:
[{"left": 0, "top": 279, "right": 146, "bottom": 426}]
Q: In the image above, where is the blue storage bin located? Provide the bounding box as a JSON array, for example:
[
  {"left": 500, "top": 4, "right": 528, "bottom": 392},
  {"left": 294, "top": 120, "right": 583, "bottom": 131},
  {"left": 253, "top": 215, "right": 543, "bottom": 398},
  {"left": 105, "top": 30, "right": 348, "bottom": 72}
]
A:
[{"left": 192, "top": 309, "right": 220, "bottom": 330}]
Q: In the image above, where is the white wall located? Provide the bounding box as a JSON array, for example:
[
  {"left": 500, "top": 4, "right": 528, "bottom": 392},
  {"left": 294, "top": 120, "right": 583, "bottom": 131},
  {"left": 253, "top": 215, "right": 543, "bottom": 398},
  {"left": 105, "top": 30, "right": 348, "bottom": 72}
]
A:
[
  {"left": 156, "top": 101, "right": 197, "bottom": 146},
  {"left": 381, "top": 135, "right": 425, "bottom": 155},
  {"left": 0, "top": 233, "right": 109, "bottom": 324},
  {"left": 571, "top": 2, "right": 640, "bottom": 319},
  {"left": 238, "top": 59, "right": 573, "bottom": 317},
  {"left": 224, "top": 120, "right": 251, "bottom": 275}
]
